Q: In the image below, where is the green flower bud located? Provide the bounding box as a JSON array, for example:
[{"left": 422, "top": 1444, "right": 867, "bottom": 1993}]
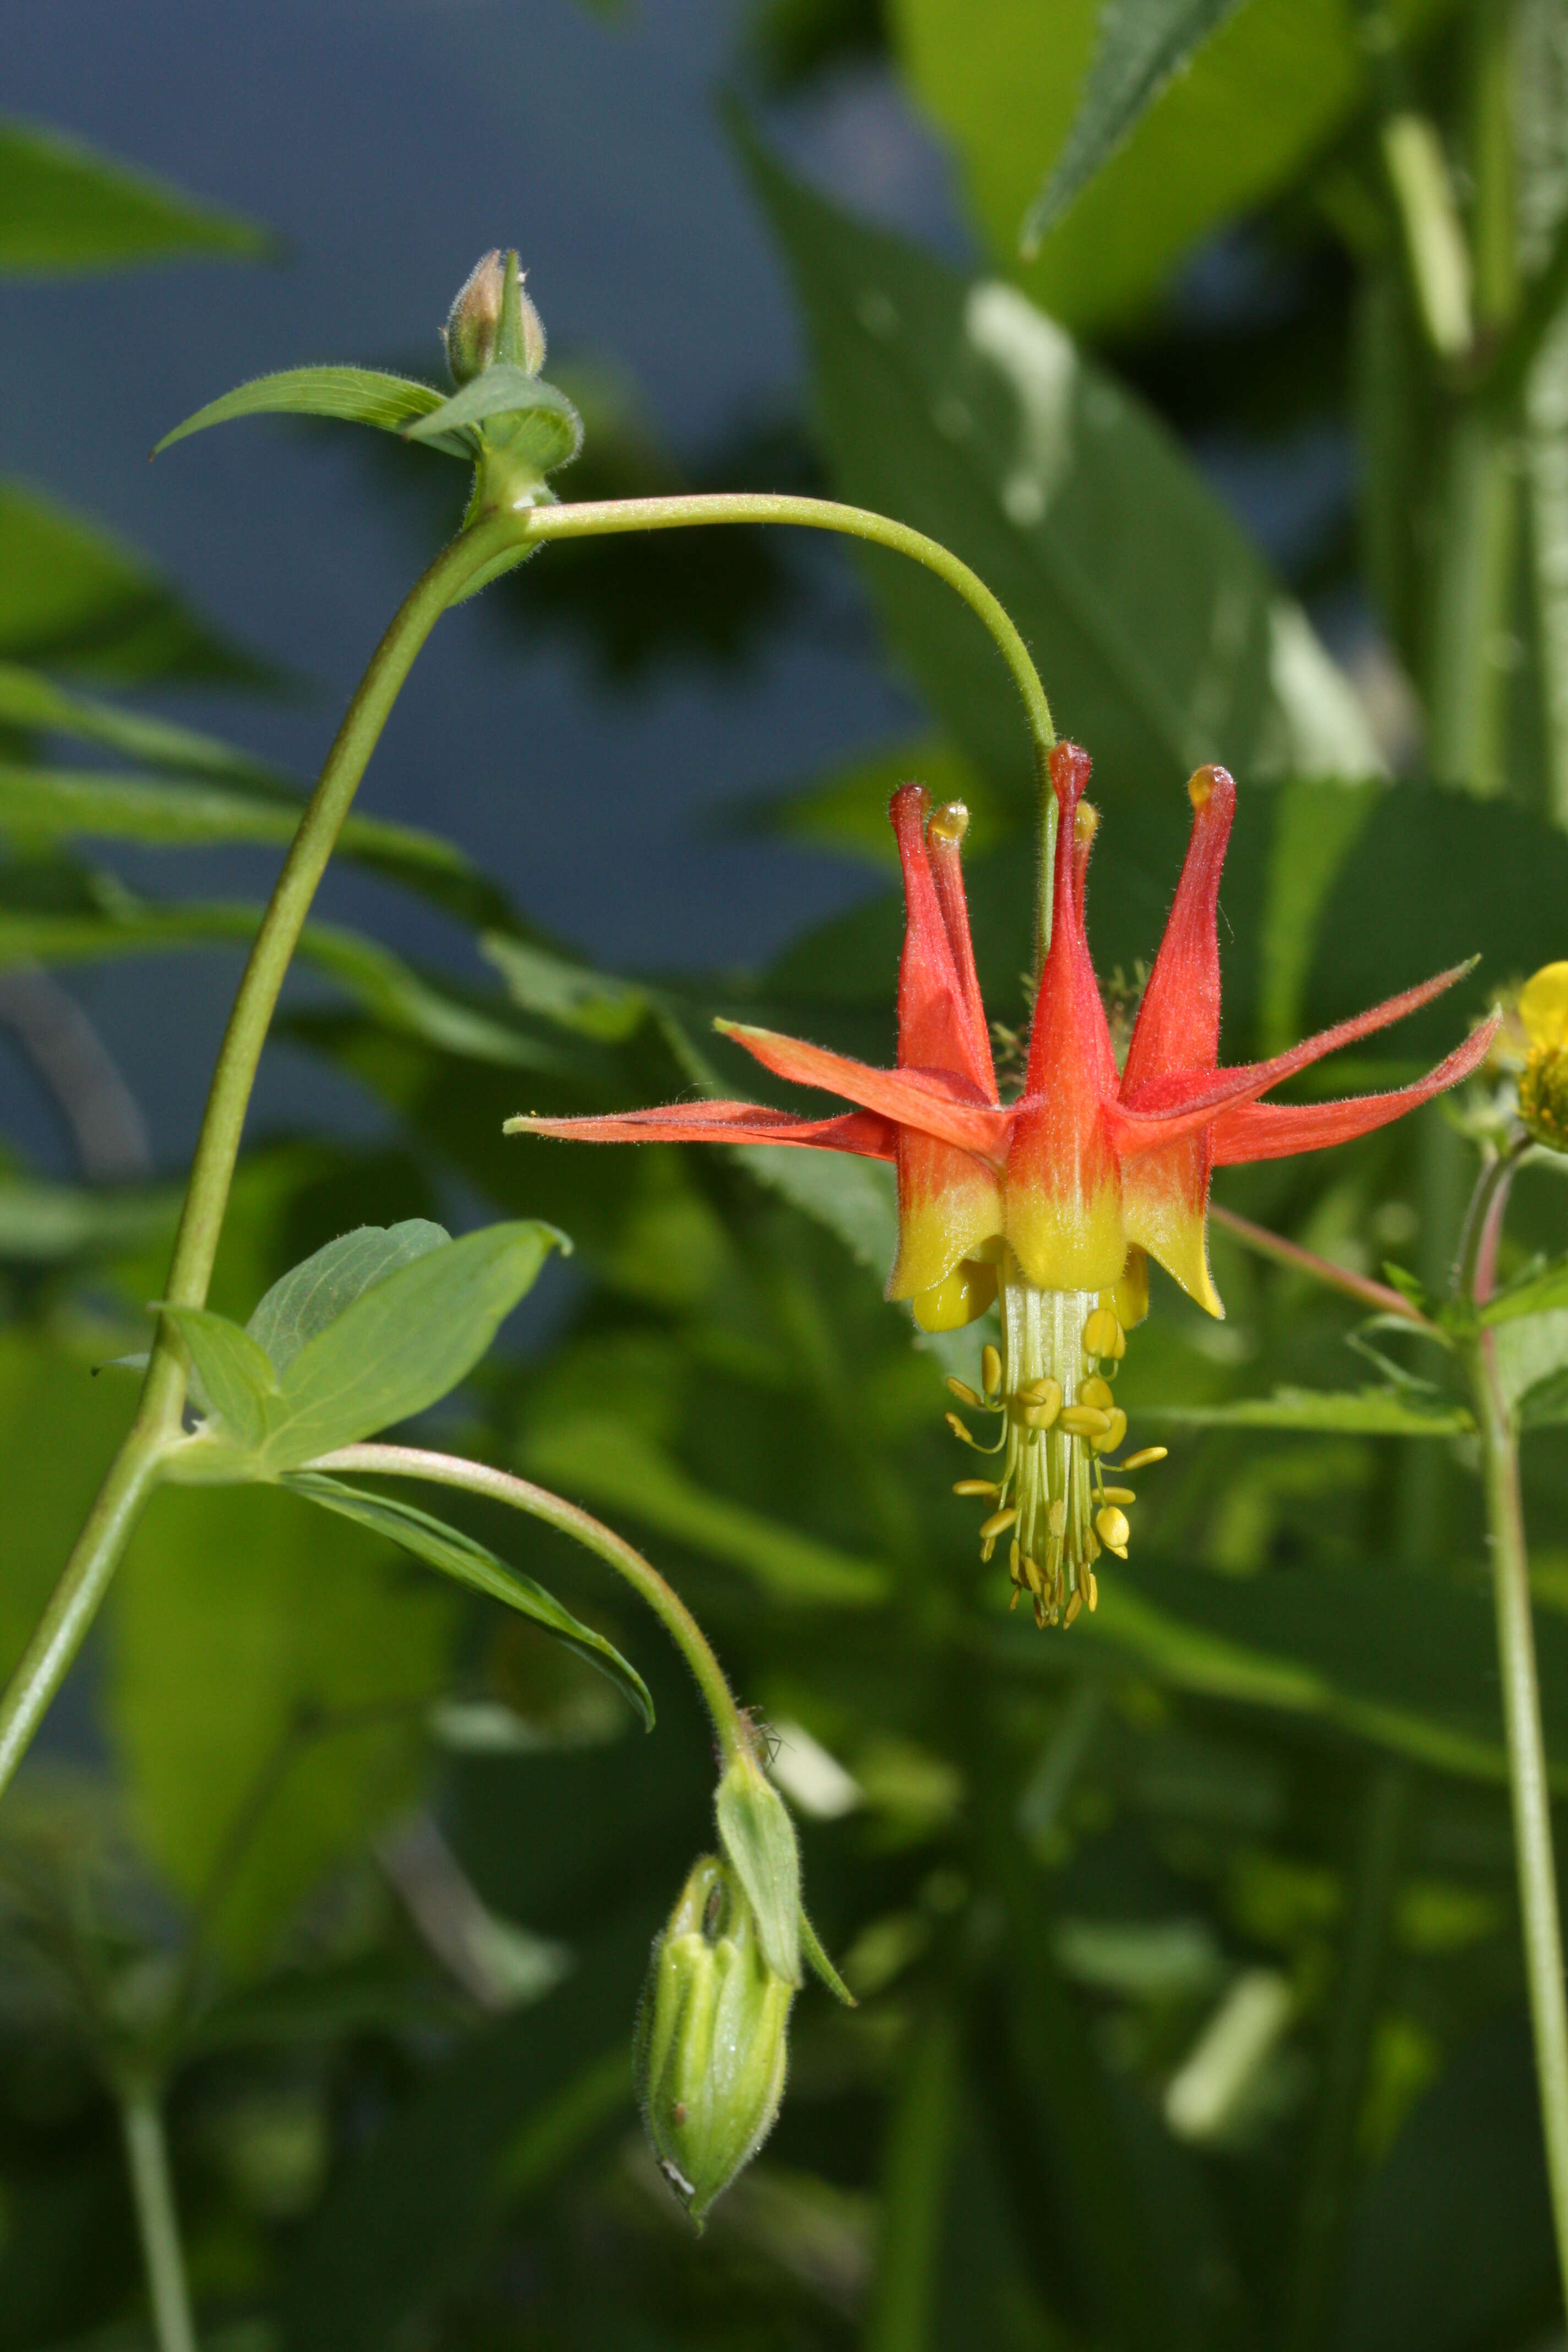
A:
[
  {"left": 443, "top": 248, "right": 546, "bottom": 386},
  {"left": 634, "top": 1856, "right": 793, "bottom": 2227}
]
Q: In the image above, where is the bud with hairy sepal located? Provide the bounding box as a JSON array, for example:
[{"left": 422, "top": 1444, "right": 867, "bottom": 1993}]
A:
[
  {"left": 715, "top": 1749, "right": 802, "bottom": 1985},
  {"left": 444, "top": 248, "right": 546, "bottom": 386},
  {"left": 634, "top": 1856, "right": 793, "bottom": 2228}
]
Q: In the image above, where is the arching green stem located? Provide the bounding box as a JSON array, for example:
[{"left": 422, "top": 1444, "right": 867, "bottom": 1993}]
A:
[{"left": 301, "top": 1443, "right": 749, "bottom": 1763}]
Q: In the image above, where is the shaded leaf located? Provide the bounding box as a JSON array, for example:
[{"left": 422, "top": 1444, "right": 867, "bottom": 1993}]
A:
[
  {"left": 523, "top": 1413, "right": 889, "bottom": 1605},
  {"left": 156, "top": 1305, "right": 277, "bottom": 1450},
  {"left": 0, "top": 1173, "right": 176, "bottom": 1262},
  {"left": 283, "top": 1471, "right": 654, "bottom": 1730},
  {"left": 480, "top": 932, "right": 648, "bottom": 1042},
  {"left": 1480, "top": 1256, "right": 1568, "bottom": 1325},
  {"left": 1021, "top": 0, "right": 1252, "bottom": 253},
  {"left": 0, "top": 481, "right": 265, "bottom": 683},
  {"left": 716, "top": 1757, "right": 803, "bottom": 1984},
  {"left": 0, "top": 118, "right": 266, "bottom": 271},
  {"left": 0, "top": 659, "right": 282, "bottom": 783},
  {"left": 1142, "top": 1387, "right": 1473, "bottom": 1435},
  {"left": 1494, "top": 1310, "right": 1568, "bottom": 1423},
  {"left": 247, "top": 1220, "right": 450, "bottom": 1374}
]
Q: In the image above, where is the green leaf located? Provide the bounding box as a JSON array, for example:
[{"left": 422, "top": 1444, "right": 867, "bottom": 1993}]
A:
[
  {"left": 110, "top": 1481, "right": 454, "bottom": 1967},
  {"left": 0, "top": 118, "right": 267, "bottom": 271},
  {"left": 155, "top": 1306, "right": 279, "bottom": 1450},
  {"left": 154, "top": 367, "right": 455, "bottom": 458},
  {"left": 0, "top": 1173, "right": 176, "bottom": 1262},
  {"left": 0, "top": 660, "right": 282, "bottom": 783},
  {"left": 1142, "top": 1387, "right": 1474, "bottom": 1435},
  {"left": 263, "top": 1222, "right": 565, "bottom": 1472},
  {"left": 716, "top": 1754, "right": 803, "bottom": 1985},
  {"left": 246, "top": 1221, "right": 451, "bottom": 1374},
  {"left": 522, "top": 1414, "right": 889, "bottom": 1606},
  {"left": 1087, "top": 1553, "right": 1568, "bottom": 1787},
  {"left": 732, "top": 1145, "right": 899, "bottom": 1278},
  {"left": 743, "top": 135, "right": 1379, "bottom": 814},
  {"left": 1494, "top": 1310, "right": 1568, "bottom": 1424},
  {"left": 891, "top": 0, "right": 1450, "bottom": 331},
  {"left": 1480, "top": 1256, "right": 1568, "bottom": 1325},
  {"left": 1021, "top": 0, "right": 1251, "bottom": 253},
  {"left": 731, "top": 735, "right": 1003, "bottom": 870},
  {"left": 282, "top": 1472, "right": 653, "bottom": 1730},
  {"left": 0, "top": 481, "right": 265, "bottom": 683},
  {"left": 0, "top": 1327, "right": 139, "bottom": 1686},
  {"left": 402, "top": 367, "right": 584, "bottom": 472},
  {"left": 480, "top": 932, "right": 648, "bottom": 1042}
]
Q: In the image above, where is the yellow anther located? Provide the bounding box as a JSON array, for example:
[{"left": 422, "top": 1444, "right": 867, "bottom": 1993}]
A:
[
  {"left": 1019, "top": 1375, "right": 1061, "bottom": 1407},
  {"left": 981, "top": 1343, "right": 1003, "bottom": 1397},
  {"left": 944, "top": 1411, "right": 980, "bottom": 1447},
  {"left": 1095, "top": 1506, "right": 1130, "bottom": 1556},
  {"left": 1021, "top": 1403, "right": 1057, "bottom": 1432},
  {"left": 1082, "top": 1307, "right": 1125, "bottom": 1361},
  {"left": 1074, "top": 799, "right": 1098, "bottom": 848},
  {"left": 928, "top": 799, "right": 970, "bottom": 846},
  {"left": 1009, "top": 1538, "right": 1022, "bottom": 1578},
  {"left": 1120, "top": 1445, "right": 1168, "bottom": 1471},
  {"left": 1079, "top": 1374, "right": 1115, "bottom": 1411},
  {"left": 1087, "top": 1569, "right": 1099, "bottom": 1611},
  {"left": 980, "top": 1506, "right": 1019, "bottom": 1541},
  {"left": 1009, "top": 1586, "right": 1021, "bottom": 1611},
  {"left": 1024, "top": 1554, "right": 1044, "bottom": 1597},
  {"left": 1064, "top": 1588, "right": 1084, "bottom": 1627},
  {"left": 916, "top": 1257, "right": 999, "bottom": 1332},
  {"left": 945, "top": 1376, "right": 983, "bottom": 1407},
  {"left": 1101, "top": 1485, "right": 1136, "bottom": 1506},
  {"left": 1048, "top": 1499, "right": 1066, "bottom": 1538},
  {"left": 1109, "top": 1248, "right": 1150, "bottom": 1333},
  {"left": 1059, "top": 1403, "right": 1112, "bottom": 1438},
  {"left": 953, "top": 1478, "right": 1000, "bottom": 1498},
  {"left": 1093, "top": 1407, "right": 1129, "bottom": 1456},
  {"left": 1189, "top": 764, "right": 1229, "bottom": 812}
]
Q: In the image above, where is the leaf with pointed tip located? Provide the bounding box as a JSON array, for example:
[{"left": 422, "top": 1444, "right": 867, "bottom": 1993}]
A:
[
  {"left": 480, "top": 932, "right": 647, "bottom": 1042},
  {"left": 716, "top": 1757, "right": 803, "bottom": 1985},
  {"left": 402, "top": 366, "right": 583, "bottom": 471},
  {"left": 154, "top": 367, "right": 464, "bottom": 458},
  {"left": 247, "top": 1220, "right": 451, "bottom": 1374},
  {"left": 1481, "top": 1256, "right": 1568, "bottom": 1325},
  {"left": 0, "top": 661, "right": 282, "bottom": 784},
  {"left": 0, "top": 119, "right": 268, "bottom": 271},
  {"left": 1021, "top": 0, "right": 1251, "bottom": 253},
  {"left": 1141, "top": 1387, "right": 1473, "bottom": 1435},
  {"left": 283, "top": 1472, "right": 653, "bottom": 1730}
]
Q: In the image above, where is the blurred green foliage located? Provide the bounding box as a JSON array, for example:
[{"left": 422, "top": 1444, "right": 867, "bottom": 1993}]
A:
[{"left": 6, "top": 3, "right": 1568, "bottom": 2347}]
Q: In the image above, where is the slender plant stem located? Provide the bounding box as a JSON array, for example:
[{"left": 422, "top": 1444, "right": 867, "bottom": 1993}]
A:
[
  {"left": 1208, "top": 1201, "right": 1437, "bottom": 1329},
  {"left": 516, "top": 492, "right": 1055, "bottom": 766},
  {"left": 864, "top": 1997, "right": 960, "bottom": 2352},
  {"left": 1463, "top": 1149, "right": 1568, "bottom": 2312},
  {"left": 7, "top": 482, "right": 1046, "bottom": 1804},
  {"left": 301, "top": 1444, "right": 750, "bottom": 1763},
  {"left": 120, "top": 2085, "right": 198, "bottom": 2352}
]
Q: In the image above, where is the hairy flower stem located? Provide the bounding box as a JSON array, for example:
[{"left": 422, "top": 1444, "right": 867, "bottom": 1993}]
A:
[
  {"left": 303, "top": 1444, "right": 751, "bottom": 1764},
  {"left": 119, "top": 2085, "right": 198, "bottom": 2352},
  {"left": 3, "top": 487, "right": 1054, "bottom": 1801}
]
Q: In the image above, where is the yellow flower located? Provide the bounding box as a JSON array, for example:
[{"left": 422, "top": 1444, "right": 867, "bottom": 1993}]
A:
[{"left": 1518, "top": 963, "right": 1568, "bottom": 1151}]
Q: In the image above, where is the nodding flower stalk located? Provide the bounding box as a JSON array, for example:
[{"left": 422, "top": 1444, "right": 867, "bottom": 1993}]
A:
[{"left": 510, "top": 745, "right": 1498, "bottom": 1625}]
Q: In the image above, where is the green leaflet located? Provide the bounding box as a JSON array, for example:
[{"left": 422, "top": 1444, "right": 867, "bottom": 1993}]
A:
[
  {"left": 246, "top": 1221, "right": 452, "bottom": 1374},
  {"left": 154, "top": 366, "right": 464, "bottom": 458},
  {"left": 282, "top": 1473, "right": 654, "bottom": 1731},
  {"left": 715, "top": 1755, "right": 803, "bottom": 1985},
  {"left": 0, "top": 660, "right": 282, "bottom": 783},
  {"left": 1021, "top": 0, "right": 1253, "bottom": 252},
  {"left": 0, "top": 118, "right": 267, "bottom": 271},
  {"left": 1141, "top": 1387, "right": 1474, "bottom": 1436},
  {"left": 1480, "top": 1256, "right": 1568, "bottom": 1325},
  {"left": 402, "top": 366, "right": 584, "bottom": 472},
  {"left": 163, "top": 1221, "right": 568, "bottom": 1476}
]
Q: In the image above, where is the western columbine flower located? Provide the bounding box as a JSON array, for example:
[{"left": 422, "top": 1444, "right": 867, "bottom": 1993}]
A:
[{"left": 510, "top": 746, "right": 1496, "bottom": 1627}]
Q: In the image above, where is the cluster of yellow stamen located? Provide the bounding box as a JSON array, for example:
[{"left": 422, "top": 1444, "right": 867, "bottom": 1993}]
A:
[{"left": 944, "top": 1265, "right": 1166, "bottom": 1628}]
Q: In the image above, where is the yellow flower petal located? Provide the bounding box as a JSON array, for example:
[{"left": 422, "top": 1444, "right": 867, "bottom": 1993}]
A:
[{"left": 1520, "top": 962, "right": 1568, "bottom": 1052}]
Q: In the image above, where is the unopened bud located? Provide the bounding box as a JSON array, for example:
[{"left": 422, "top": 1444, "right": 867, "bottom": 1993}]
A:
[
  {"left": 443, "top": 248, "right": 546, "bottom": 385},
  {"left": 634, "top": 1856, "right": 793, "bottom": 2227}
]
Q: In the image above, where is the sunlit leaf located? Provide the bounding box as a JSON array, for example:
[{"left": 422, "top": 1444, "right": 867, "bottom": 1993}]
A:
[
  {"left": 247, "top": 1221, "right": 450, "bottom": 1373},
  {"left": 285, "top": 1472, "right": 654, "bottom": 1729},
  {"left": 155, "top": 1305, "right": 277, "bottom": 1450},
  {"left": 0, "top": 118, "right": 267, "bottom": 271},
  {"left": 1021, "top": 0, "right": 1251, "bottom": 253},
  {"left": 744, "top": 134, "right": 1379, "bottom": 814},
  {"left": 155, "top": 367, "right": 456, "bottom": 457},
  {"left": 402, "top": 366, "right": 584, "bottom": 473},
  {"left": 1480, "top": 1256, "right": 1568, "bottom": 1325}
]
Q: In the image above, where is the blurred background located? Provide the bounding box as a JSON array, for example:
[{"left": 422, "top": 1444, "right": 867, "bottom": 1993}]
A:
[{"left": 8, "top": 0, "right": 1568, "bottom": 2346}]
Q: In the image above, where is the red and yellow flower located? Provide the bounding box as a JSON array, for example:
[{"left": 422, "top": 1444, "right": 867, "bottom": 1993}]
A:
[{"left": 510, "top": 747, "right": 1496, "bottom": 1626}]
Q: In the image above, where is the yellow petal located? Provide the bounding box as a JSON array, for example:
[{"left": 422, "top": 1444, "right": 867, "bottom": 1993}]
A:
[{"left": 1520, "top": 962, "right": 1568, "bottom": 1052}]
